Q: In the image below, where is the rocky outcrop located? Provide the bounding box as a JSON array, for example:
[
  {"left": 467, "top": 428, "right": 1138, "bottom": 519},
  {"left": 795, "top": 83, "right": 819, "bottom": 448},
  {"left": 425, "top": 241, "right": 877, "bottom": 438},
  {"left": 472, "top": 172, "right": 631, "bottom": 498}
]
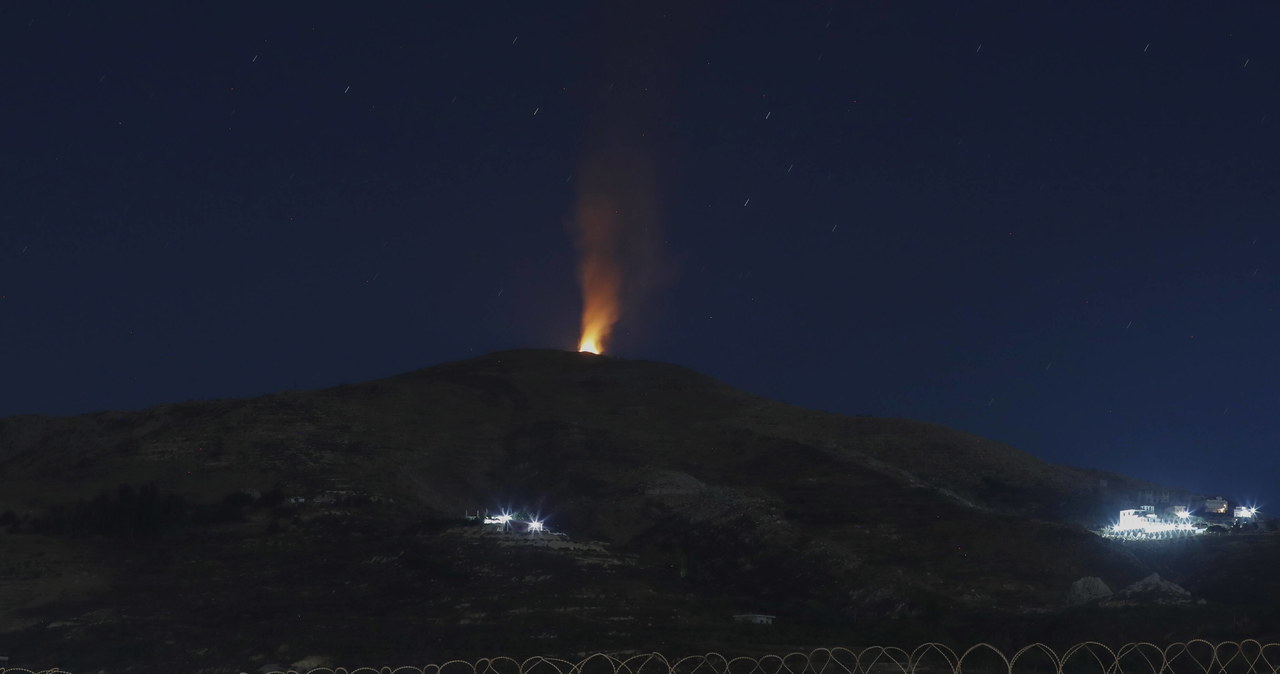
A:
[
  {"left": 1065, "top": 576, "right": 1112, "bottom": 606},
  {"left": 289, "top": 655, "right": 332, "bottom": 670},
  {"left": 1101, "top": 573, "right": 1192, "bottom": 606}
]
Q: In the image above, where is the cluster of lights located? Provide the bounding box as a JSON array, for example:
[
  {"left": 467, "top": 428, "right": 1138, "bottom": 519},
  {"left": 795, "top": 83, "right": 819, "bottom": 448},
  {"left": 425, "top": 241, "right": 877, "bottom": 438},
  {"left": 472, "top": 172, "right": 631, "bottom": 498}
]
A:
[
  {"left": 1103, "top": 502, "right": 1264, "bottom": 540},
  {"left": 1111, "top": 520, "right": 1199, "bottom": 535},
  {"left": 482, "top": 510, "right": 546, "bottom": 532},
  {"left": 1110, "top": 507, "right": 1200, "bottom": 537}
]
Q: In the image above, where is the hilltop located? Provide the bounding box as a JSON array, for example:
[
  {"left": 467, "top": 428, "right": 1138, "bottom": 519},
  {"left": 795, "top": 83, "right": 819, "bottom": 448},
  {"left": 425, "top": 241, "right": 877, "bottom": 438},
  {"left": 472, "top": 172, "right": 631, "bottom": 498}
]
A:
[{"left": 0, "top": 350, "right": 1275, "bottom": 672}]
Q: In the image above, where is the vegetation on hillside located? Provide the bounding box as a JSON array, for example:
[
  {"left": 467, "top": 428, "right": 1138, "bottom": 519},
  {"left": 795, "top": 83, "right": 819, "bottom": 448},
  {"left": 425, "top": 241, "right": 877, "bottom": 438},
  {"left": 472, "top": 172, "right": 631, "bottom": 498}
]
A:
[{"left": 0, "top": 349, "right": 1275, "bottom": 673}]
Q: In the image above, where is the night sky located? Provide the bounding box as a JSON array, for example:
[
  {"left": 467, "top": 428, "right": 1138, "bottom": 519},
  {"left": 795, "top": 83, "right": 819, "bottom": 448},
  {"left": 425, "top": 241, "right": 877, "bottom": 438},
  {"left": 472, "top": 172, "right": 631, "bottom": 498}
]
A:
[{"left": 4, "top": 3, "right": 1277, "bottom": 507}]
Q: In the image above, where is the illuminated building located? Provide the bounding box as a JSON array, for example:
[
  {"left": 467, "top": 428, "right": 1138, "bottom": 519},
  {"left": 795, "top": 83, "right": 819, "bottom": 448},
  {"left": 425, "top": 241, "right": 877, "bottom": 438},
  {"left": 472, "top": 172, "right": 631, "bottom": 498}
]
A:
[
  {"left": 1107, "top": 505, "right": 1200, "bottom": 539},
  {"left": 1204, "top": 497, "right": 1229, "bottom": 514}
]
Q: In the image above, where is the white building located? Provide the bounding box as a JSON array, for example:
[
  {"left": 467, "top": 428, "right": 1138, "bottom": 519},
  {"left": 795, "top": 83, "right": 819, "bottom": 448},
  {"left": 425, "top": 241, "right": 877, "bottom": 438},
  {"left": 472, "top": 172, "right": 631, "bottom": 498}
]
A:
[
  {"left": 1233, "top": 506, "right": 1257, "bottom": 519},
  {"left": 1204, "top": 497, "right": 1229, "bottom": 514},
  {"left": 1117, "top": 507, "right": 1158, "bottom": 530},
  {"left": 1109, "top": 505, "right": 1199, "bottom": 538}
]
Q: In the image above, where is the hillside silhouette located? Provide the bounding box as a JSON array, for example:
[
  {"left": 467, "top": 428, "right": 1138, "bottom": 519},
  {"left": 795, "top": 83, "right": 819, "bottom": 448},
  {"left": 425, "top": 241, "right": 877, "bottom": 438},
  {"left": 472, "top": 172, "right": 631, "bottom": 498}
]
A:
[{"left": 1, "top": 349, "right": 1276, "bottom": 672}]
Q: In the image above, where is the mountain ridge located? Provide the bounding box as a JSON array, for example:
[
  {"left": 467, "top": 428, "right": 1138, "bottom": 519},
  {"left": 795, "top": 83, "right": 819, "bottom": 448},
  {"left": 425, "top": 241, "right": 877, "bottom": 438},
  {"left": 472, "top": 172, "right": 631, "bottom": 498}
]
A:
[{"left": 2, "top": 349, "right": 1274, "bottom": 672}]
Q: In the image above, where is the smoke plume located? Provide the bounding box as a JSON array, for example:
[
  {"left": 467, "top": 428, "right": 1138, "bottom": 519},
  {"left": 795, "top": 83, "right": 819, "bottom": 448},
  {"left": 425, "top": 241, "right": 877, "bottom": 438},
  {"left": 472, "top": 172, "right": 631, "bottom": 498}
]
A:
[{"left": 573, "top": 3, "right": 700, "bottom": 354}]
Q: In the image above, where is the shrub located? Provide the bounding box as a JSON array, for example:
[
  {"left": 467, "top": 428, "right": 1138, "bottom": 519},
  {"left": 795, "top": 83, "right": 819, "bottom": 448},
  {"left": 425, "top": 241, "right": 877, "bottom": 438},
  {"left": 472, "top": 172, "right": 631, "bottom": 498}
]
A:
[
  {"left": 261, "top": 486, "right": 286, "bottom": 507},
  {"left": 30, "top": 482, "right": 191, "bottom": 538}
]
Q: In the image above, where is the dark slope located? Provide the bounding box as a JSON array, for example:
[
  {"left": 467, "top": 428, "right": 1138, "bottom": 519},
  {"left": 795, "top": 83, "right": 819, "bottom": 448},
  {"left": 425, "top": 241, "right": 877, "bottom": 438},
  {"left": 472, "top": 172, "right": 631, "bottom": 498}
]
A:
[
  {"left": 0, "top": 349, "right": 1179, "bottom": 517},
  {"left": 0, "top": 350, "right": 1266, "bottom": 672}
]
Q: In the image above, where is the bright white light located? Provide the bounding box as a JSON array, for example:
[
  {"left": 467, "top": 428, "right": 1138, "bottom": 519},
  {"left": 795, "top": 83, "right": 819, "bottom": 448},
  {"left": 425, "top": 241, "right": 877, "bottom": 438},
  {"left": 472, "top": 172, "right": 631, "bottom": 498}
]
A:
[
  {"left": 528, "top": 519, "right": 544, "bottom": 532},
  {"left": 1109, "top": 507, "right": 1202, "bottom": 538},
  {"left": 1117, "top": 509, "right": 1145, "bottom": 530}
]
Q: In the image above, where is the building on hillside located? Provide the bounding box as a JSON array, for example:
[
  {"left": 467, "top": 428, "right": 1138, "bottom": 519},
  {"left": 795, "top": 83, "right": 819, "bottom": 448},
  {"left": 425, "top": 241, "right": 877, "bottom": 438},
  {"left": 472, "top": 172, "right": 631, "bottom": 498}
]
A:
[
  {"left": 1118, "top": 508, "right": 1157, "bottom": 530},
  {"left": 733, "top": 613, "right": 775, "bottom": 625},
  {"left": 1233, "top": 506, "right": 1257, "bottom": 520},
  {"left": 1109, "top": 505, "right": 1199, "bottom": 539},
  {"left": 1204, "top": 497, "right": 1229, "bottom": 514},
  {"left": 1137, "top": 490, "right": 1173, "bottom": 505},
  {"left": 471, "top": 510, "right": 547, "bottom": 533},
  {"left": 505, "top": 518, "right": 544, "bottom": 533}
]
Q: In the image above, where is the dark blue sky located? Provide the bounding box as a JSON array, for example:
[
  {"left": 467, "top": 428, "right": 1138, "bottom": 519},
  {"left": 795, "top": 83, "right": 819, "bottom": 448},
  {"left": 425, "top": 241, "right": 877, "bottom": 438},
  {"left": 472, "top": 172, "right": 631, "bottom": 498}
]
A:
[{"left": 3, "top": 2, "right": 1277, "bottom": 507}]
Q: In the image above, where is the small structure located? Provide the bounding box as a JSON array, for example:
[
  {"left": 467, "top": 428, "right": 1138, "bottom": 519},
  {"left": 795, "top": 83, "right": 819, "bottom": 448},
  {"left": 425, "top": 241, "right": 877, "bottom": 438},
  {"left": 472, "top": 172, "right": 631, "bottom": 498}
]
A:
[
  {"left": 733, "top": 613, "right": 775, "bottom": 625},
  {"left": 1204, "top": 497, "right": 1229, "bottom": 514},
  {"left": 1137, "top": 490, "right": 1173, "bottom": 505},
  {"left": 1233, "top": 506, "right": 1257, "bottom": 520},
  {"left": 508, "top": 518, "right": 544, "bottom": 533},
  {"left": 469, "top": 510, "right": 547, "bottom": 534}
]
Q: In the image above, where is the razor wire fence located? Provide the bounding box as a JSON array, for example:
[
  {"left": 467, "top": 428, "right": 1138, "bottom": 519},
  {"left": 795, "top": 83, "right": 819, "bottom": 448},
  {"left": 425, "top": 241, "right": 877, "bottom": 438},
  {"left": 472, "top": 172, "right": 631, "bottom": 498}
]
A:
[{"left": 1, "top": 640, "right": 1277, "bottom": 674}]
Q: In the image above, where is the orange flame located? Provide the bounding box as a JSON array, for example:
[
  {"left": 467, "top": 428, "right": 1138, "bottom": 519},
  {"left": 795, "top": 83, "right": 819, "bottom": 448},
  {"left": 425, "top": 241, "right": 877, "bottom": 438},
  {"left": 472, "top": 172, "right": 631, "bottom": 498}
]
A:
[
  {"left": 578, "top": 338, "right": 601, "bottom": 355},
  {"left": 576, "top": 197, "right": 622, "bottom": 355}
]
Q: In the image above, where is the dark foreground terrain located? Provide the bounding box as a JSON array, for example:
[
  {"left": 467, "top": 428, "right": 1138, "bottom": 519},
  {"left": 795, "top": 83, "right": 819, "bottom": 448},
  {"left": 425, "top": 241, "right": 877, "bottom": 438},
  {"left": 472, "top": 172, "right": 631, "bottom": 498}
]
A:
[{"left": 1, "top": 350, "right": 1276, "bottom": 672}]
